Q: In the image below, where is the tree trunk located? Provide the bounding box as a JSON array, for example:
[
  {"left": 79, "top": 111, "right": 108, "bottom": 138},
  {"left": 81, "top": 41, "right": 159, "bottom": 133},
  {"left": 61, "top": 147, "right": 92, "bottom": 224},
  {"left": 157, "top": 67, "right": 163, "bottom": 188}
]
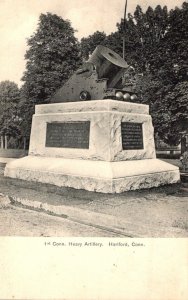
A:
[
  {"left": 4, "top": 135, "right": 8, "bottom": 149},
  {"left": 23, "top": 137, "right": 26, "bottom": 150},
  {"left": 181, "top": 135, "right": 188, "bottom": 154},
  {"left": 1, "top": 136, "right": 4, "bottom": 149}
]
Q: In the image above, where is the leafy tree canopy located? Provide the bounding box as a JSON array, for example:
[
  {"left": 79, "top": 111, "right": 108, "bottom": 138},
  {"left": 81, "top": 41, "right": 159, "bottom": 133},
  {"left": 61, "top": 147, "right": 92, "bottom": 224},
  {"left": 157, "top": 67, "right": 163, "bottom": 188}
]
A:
[
  {"left": 0, "top": 80, "right": 20, "bottom": 104},
  {"left": 22, "top": 13, "right": 81, "bottom": 104},
  {"left": 0, "top": 80, "right": 20, "bottom": 136}
]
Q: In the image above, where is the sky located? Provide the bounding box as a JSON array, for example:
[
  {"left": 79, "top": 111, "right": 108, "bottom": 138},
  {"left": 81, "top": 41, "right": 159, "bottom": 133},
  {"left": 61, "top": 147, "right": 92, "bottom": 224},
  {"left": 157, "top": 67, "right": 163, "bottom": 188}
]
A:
[{"left": 0, "top": 0, "right": 184, "bottom": 86}]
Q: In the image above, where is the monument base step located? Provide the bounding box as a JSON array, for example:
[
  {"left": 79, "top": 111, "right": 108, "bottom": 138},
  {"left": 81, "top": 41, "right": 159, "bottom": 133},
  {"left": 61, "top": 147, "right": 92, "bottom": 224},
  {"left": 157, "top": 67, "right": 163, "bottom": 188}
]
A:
[{"left": 4, "top": 156, "right": 180, "bottom": 193}]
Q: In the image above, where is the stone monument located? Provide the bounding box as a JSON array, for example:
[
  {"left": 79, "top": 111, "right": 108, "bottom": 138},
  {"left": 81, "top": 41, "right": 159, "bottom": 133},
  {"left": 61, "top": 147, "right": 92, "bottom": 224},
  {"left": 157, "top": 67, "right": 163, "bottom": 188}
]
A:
[{"left": 5, "top": 46, "right": 180, "bottom": 193}]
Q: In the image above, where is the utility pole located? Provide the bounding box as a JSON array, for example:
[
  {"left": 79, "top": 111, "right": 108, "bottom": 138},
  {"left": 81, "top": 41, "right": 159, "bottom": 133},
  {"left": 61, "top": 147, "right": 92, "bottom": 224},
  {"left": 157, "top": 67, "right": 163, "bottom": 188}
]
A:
[{"left": 123, "top": 0, "right": 128, "bottom": 60}]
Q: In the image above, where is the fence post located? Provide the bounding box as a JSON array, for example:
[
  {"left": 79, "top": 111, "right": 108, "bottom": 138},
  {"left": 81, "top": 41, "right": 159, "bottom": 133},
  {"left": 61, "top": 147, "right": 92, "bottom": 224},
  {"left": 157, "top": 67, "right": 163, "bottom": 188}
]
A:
[
  {"left": 1, "top": 136, "right": 4, "bottom": 149},
  {"left": 4, "top": 135, "right": 8, "bottom": 149},
  {"left": 23, "top": 137, "right": 26, "bottom": 150}
]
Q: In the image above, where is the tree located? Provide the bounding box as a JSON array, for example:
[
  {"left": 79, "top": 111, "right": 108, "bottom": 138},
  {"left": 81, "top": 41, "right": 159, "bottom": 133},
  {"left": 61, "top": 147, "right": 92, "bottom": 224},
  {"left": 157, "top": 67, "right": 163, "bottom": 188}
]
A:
[
  {"left": 20, "top": 13, "right": 81, "bottom": 145},
  {"left": 0, "top": 80, "right": 20, "bottom": 135},
  {"left": 17, "top": 84, "right": 43, "bottom": 149},
  {"left": 22, "top": 13, "right": 81, "bottom": 104},
  {"left": 118, "top": 3, "right": 188, "bottom": 146},
  {"left": 148, "top": 2, "right": 188, "bottom": 145},
  {"left": 0, "top": 81, "right": 21, "bottom": 148}
]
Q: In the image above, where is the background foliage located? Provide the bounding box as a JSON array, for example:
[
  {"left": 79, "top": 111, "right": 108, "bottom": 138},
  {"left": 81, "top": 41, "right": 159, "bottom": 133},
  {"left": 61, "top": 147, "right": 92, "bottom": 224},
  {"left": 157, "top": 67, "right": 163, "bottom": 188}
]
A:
[{"left": 0, "top": 81, "right": 20, "bottom": 136}]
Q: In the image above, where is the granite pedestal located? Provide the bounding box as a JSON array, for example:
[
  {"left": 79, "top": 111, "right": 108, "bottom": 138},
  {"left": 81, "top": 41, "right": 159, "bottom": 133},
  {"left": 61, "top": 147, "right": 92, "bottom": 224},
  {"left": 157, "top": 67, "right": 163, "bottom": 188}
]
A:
[{"left": 4, "top": 100, "right": 180, "bottom": 193}]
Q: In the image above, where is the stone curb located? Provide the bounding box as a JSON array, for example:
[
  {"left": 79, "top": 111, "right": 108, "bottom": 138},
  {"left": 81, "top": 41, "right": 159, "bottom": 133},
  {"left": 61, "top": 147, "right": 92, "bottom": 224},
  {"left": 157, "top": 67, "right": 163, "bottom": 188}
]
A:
[{"left": 4, "top": 194, "right": 186, "bottom": 238}]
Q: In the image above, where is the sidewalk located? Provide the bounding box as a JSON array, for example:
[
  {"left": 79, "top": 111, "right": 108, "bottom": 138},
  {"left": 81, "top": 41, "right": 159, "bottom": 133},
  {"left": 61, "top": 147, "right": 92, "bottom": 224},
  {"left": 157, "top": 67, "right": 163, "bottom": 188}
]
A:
[{"left": 0, "top": 164, "right": 188, "bottom": 237}]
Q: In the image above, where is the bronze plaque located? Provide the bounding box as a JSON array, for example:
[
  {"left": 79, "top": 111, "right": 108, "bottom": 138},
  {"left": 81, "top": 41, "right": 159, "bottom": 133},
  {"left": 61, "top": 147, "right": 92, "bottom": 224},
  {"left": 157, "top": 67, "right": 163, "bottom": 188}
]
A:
[
  {"left": 46, "top": 121, "right": 90, "bottom": 149},
  {"left": 121, "top": 122, "right": 143, "bottom": 150}
]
